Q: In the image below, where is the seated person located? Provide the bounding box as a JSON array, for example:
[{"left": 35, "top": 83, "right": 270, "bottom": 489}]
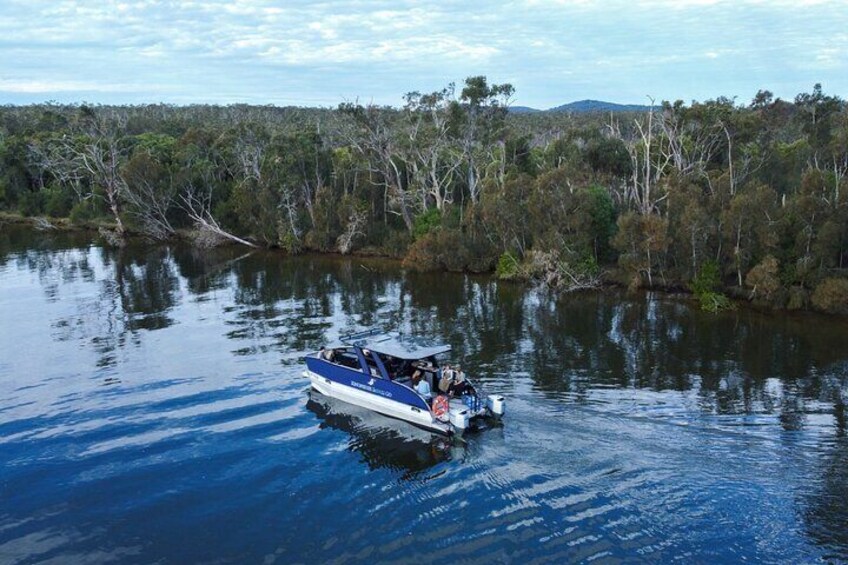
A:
[
  {"left": 447, "top": 366, "right": 470, "bottom": 396},
  {"left": 394, "top": 370, "right": 411, "bottom": 384},
  {"left": 413, "top": 371, "right": 432, "bottom": 400},
  {"left": 383, "top": 356, "right": 398, "bottom": 377},
  {"left": 319, "top": 347, "right": 335, "bottom": 362}
]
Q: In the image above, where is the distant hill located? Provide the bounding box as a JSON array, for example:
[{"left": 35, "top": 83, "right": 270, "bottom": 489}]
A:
[
  {"left": 508, "top": 105, "right": 542, "bottom": 114},
  {"left": 550, "top": 100, "right": 652, "bottom": 113},
  {"left": 509, "top": 99, "right": 652, "bottom": 114}
]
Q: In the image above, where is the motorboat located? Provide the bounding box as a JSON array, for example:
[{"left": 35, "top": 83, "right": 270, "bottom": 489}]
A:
[{"left": 303, "top": 329, "right": 505, "bottom": 435}]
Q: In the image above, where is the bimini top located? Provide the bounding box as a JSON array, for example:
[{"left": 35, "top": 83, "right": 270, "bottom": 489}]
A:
[{"left": 339, "top": 329, "right": 451, "bottom": 360}]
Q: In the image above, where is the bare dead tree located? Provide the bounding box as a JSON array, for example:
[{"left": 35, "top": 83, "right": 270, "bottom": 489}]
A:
[
  {"left": 123, "top": 179, "right": 175, "bottom": 240},
  {"left": 833, "top": 153, "right": 848, "bottom": 204},
  {"left": 293, "top": 134, "right": 328, "bottom": 230},
  {"left": 634, "top": 97, "right": 657, "bottom": 215},
  {"left": 336, "top": 206, "right": 367, "bottom": 254},
  {"left": 608, "top": 99, "right": 670, "bottom": 215},
  {"left": 278, "top": 186, "right": 302, "bottom": 247},
  {"left": 180, "top": 182, "right": 257, "bottom": 248},
  {"left": 234, "top": 129, "right": 267, "bottom": 182},
  {"left": 29, "top": 111, "right": 129, "bottom": 236},
  {"left": 659, "top": 106, "right": 723, "bottom": 182},
  {"left": 122, "top": 154, "right": 176, "bottom": 240}
]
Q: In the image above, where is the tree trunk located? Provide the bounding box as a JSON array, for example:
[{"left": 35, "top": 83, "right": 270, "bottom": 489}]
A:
[
  {"left": 691, "top": 228, "right": 697, "bottom": 275},
  {"left": 736, "top": 224, "right": 743, "bottom": 287}
]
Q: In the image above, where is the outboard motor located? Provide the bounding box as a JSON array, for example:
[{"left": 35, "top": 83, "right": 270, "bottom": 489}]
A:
[
  {"left": 449, "top": 407, "right": 470, "bottom": 431},
  {"left": 487, "top": 395, "right": 505, "bottom": 417}
]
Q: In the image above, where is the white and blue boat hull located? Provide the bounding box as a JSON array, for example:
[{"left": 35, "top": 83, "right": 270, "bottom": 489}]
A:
[{"left": 304, "top": 368, "right": 453, "bottom": 434}]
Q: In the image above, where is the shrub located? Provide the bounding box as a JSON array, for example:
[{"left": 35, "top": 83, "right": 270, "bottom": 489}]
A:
[
  {"left": 811, "top": 278, "right": 848, "bottom": 314},
  {"left": 403, "top": 228, "right": 494, "bottom": 272},
  {"left": 304, "top": 228, "right": 334, "bottom": 252},
  {"left": 745, "top": 255, "right": 781, "bottom": 301},
  {"left": 69, "top": 199, "right": 101, "bottom": 225},
  {"left": 413, "top": 208, "right": 442, "bottom": 240},
  {"left": 403, "top": 232, "right": 441, "bottom": 271},
  {"left": 576, "top": 254, "right": 601, "bottom": 277},
  {"left": 698, "top": 291, "right": 735, "bottom": 313},
  {"left": 44, "top": 187, "right": 73, "bottom": 218},
  {"left": 380, "top": 229, "right": 412, "bottom": 258},
  {"left": 277, "top": 228, "right": 303, "bottom": 254},
  {"left": 17, "top": 190, "right": 45, "bottom": 217},
  {"left": 691, "top": 260, "right": 734, "bottom": 312},
  {"left": 496, "top": 252, "right": 520, "bottom": 279},
  {"left": 691, "top": 260, "right": 720, "bottom": 296},
  {"left": 787, "top": 286, "right": 810, "bottom": 310}
]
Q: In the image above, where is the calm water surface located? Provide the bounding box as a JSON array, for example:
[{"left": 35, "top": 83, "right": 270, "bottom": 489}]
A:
[{"left": 1, "top": 226, "right": 847, "bottom": 564}]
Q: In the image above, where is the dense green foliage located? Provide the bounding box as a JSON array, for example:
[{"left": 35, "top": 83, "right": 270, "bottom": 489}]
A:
[
  {"left": 1, "top": 79, "right": 847, "bottom": 313},
  {"left": 691, "top": 261, "right": 735, "bottom": 312}
]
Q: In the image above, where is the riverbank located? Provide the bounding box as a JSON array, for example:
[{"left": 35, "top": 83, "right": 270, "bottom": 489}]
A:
[{"left": 2, "top": 211, "right": 846, "bottom": 316}]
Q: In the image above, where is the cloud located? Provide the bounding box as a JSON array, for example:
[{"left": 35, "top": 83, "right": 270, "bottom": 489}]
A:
[
  {"left": 0, "top": 78, "right": 135, "bottom": 94},
  {"left": 0, "top": 0, "right": 845, "bottom": 107}
]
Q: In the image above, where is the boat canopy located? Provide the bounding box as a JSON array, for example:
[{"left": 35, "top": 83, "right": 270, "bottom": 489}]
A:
[{"left": 339, "top": 330, "right": 451, "bottom": 360}]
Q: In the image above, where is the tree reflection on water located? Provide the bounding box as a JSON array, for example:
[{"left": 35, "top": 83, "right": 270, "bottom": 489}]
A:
[
  {"left": 4, "top": 225, "right": 848, "bottom": 558},
  {"left": 7, "top": 226, "right": 845, "bottom": 424}
]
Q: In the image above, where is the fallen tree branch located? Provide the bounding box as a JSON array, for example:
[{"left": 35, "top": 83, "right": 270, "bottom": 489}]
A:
[{"left": 180, "top": 184, "right": 258, "bottom": 248}]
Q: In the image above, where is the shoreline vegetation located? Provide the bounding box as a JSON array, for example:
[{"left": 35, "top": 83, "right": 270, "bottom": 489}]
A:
[{"left": 1, "top": 77, "right": 846, "bottom": 315}]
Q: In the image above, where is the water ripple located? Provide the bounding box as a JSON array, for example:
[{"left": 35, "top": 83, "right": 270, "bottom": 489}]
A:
[{"left": 1, "top": 231, "right": 847, "bottom": 563}]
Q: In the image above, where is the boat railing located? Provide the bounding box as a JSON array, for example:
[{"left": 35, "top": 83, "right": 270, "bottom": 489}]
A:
[{"left": 339, "top": 328, "right": 384, "bottom": 345}]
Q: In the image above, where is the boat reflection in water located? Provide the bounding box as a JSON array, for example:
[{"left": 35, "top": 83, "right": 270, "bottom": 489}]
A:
[{"left": 305, "top": 391, "right": 464, "bottom": 477}]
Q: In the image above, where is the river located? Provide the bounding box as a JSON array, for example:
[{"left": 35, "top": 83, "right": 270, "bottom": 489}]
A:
[{"left": 1, "top": 225, "right": 847, "bottom": 563}]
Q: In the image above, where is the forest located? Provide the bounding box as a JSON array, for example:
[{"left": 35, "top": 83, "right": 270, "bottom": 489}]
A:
[{"left": 1, "top": 77, "right": 846, "bottom": 314}]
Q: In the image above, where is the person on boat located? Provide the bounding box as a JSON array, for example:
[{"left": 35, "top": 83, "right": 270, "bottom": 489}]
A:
[
  {"left": 413, "top": 370, "right": 432, "bottom": 401},
  {"left": 319, "top": 347, "right": 334, "bottom": 362},
  {"left": 384, "top": 356, "right": 400, "bottom": 378},
  {"left": 438, "top": 365, "right": 454, "bottom": 393},
  {"left": 447, "top": 366, "right": 471, "bottom": 397}
]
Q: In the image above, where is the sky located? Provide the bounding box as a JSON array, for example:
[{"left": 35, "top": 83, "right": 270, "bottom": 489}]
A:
[{"left": 1, "top": 0, "right": 846, "bottom": 109}]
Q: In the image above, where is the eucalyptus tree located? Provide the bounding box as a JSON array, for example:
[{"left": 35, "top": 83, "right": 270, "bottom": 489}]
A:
[
  {"left": 29, "top": 107, "right": 130, "bottom": 236},
  {"left": 606, "top": 102, "right": 667, "bottom": 215},
  {"left": 457, "top": 76, "right": 515, "bottom": 203},
  {"left": 338, "top": 102, "right": 415, "bottom": 232},
  {"left": 223, "top": 124, "right": 278, "bottom": 246},
  {"left": 401, "top": 85, "right": 464, "bottom": 213},
  {"left": 720, "top": 183, "right": 779, "bottom": 287},
  {"left": 613, "top": 210, "right": 670, "bottom": 288},
  {"left": 214, "top": 121, "right": 335, "bottom": 250},
  {"left": 666, "top": 177, "right": 714, "bottom": 278},
  {"left": 527, "top": 167, "right": 616, "bottom": 263},
  {"left": 657, "top": 99, "right": 726, "bottom": 188},
  {"left": 795, "top": 83, "right": 842, "bottom": 161},
  {"left": 266, "top": 130, "right": 333, "bottom": 250}
]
